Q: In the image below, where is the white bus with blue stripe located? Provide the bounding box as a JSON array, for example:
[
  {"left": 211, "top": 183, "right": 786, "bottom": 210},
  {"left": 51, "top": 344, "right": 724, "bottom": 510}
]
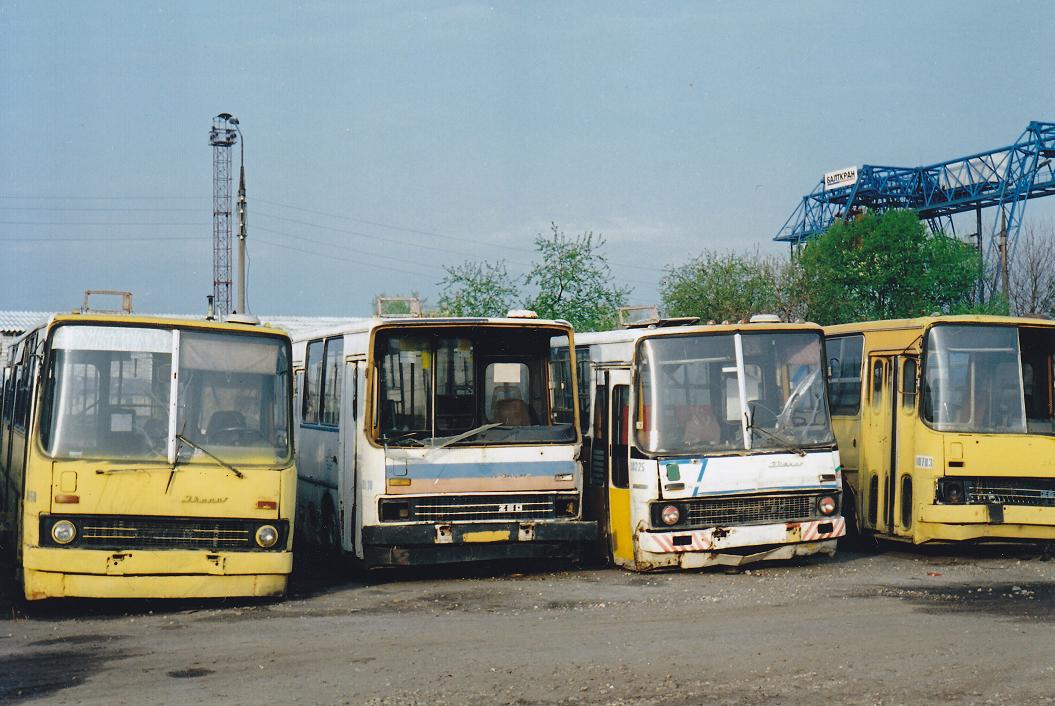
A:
[
  {"left": 288, "top": 313, "right": 595, "bottom": 566},
  {"left": 554, "top": 316, "right": 844, "bottom": 571}
]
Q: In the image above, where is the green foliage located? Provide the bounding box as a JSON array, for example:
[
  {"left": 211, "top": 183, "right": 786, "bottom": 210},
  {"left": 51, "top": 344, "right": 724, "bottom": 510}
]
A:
[
  {"left": 661, "top": 250, "right": 804, "bottom": 323},
  {"left": 798, "top": 210, "right": 980, "bottom": 325},
  {"left": 524, "top": 224, "right": 630, "bottom": 331},
  {"left": 437, "top": 260, "right": 519, "bottom": 317},
  {"left": 437, "top": 223, "right": 629, "bottom": 331}
]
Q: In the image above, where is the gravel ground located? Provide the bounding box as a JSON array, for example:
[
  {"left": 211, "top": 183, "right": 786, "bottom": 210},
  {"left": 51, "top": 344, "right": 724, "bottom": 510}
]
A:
[{"left": 1, "top": 545, "right": 1054, "bottom": 705}]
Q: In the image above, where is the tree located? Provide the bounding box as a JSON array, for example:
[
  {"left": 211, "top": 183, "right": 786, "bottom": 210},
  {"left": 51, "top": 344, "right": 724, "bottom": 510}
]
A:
[
  {"left": 524, "top": 223, "right": 630, "bottom": 331},
  {"left": 661, "top": 249, "right": 779, "bottom": 323},
  {"left": 437, "top": 260, "right": 519, "bottom": 317},
  {"left": 798, "top": 210, "right": 980, "bottom": 325},
  {"left": 1009, "top": 222, "right": 1055, "bottom": 317}
]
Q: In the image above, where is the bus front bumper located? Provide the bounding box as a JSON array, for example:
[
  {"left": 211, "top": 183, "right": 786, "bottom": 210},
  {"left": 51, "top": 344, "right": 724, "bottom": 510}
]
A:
[
  {"left": 634, "top": 517, "right": 844, "bottom": 570},
  {"left": 361, "top": 520, "right": 597, "bottom": 566},
  {"left": 919, "top": 504, "right": 1055, "bottom": 541},
  {"left": 21, "top": 547, "right": 292, "bottom": 600}
]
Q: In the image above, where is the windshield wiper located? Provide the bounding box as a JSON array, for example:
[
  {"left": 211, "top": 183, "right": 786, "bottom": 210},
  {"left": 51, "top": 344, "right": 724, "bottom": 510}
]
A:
[
  {"left": 173, "top": 433, "right": 245, "bottom": 479},
  {"left": 430, "top": 422, "right": 504, "bottom": 451},
  {"left": 385, "top": 431, "right": 428, "bottom": 447},
  {"left": 746, "top": 415, "right": 806, "bottom": 457}
]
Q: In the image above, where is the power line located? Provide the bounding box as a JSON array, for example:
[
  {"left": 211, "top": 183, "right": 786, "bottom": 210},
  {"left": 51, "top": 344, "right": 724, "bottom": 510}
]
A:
[
  {"left": 253, "top": 238, "right": 440, "bottom": 278},
  {"left": 0, "top": 235, "right": 207, "bottom": 242},
  {"left": 0, "top": 195, "right": 208, "bottom": 200},
  {"left": 253, "top": 196, "right": 668, "bottom": 275},
  {"left": 0, "top": 206, "right": 202, "bottom": 213},
  {"left": 253, "top": 210, "right": 537, "bottom": 267},
  {"left": 253, "top": 224, "right": 505, "bottom": 278},
  {"left": 0, "top": 220, "right": 209, "bottom": 226},
  {"left": 252, "top": 196, "right": 534, "bottom": 253}
]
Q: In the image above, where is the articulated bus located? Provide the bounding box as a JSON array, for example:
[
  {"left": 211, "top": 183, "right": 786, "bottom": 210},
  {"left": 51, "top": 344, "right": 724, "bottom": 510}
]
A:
[
  {"left": 826, "top": 315, "right": 1055, "bottom": 544},
  {"left": 553, "top": 317, "right": 844, "bottom": 571},
  {"left": 288, "top": 314, "right": 595, "bottom": 566},
  {"left": 0, "top": 313, "right": 296, "bottom": 599}
]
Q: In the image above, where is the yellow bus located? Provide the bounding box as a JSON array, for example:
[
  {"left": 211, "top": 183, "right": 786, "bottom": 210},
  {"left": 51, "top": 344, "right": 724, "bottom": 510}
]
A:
[
  {"left": 826, "top": 315, "right": 1055, "bottom": 544},
  {"left": 0, "top": 312, "right": 296, "bottom": 599}
]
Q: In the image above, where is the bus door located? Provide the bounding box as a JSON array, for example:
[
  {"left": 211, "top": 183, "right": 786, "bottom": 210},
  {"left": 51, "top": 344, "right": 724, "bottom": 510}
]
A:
[
  {"left": 605, "top": 369, "right": 633, "bottom": 564},
  {"left": 866, "top": 353, "right": 913, "bottom": 535},
  {"left": 585, "top": 372, "right": 610, "bottom": 557},
  {"left": 340, "top": 359, "right": 361, "bottom": 554},
  {"left": 893, "top": 355, "right": 919, "bottom": 538},
  {"left": 864, "top": 355, "right": 894, "bottom": 533}
]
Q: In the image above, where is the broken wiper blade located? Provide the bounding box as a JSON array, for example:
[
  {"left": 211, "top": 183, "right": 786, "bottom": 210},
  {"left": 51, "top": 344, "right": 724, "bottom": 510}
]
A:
[
  {"left": 385, "top": 431, "right": 428, "bottom": 447},
  {"left": 746, "top": 419, "right": 806, "bottom": 457},
  {"left": 430, "top": 422, "right": 504, "bottom": 451},
  {"left": 173, "top": 434, "right": 245, "bottom": 479}
]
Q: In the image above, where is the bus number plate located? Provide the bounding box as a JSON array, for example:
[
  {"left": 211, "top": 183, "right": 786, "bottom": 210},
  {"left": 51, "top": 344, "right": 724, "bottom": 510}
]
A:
[{"left": 497, "top": 503, "right": 524, "bottom": 513}]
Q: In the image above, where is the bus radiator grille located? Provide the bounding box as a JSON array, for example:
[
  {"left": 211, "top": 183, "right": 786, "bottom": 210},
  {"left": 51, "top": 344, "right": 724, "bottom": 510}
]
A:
[
  {"left": 40, "top": 515, "right": 289, "bottom": 551},
  {"left": 403, "top": 494, "right": 575, "bottom": 523},
  {"left": 681, "top": 493, "right": 818, "bottom": 528},
  {"left": 967, "top": 478, "right": 1055, "bottom": 507}
]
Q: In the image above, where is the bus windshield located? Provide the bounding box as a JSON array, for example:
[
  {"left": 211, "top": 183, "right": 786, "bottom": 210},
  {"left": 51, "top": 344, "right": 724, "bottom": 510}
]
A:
[
  {"left": 374, "top": 326, "right": 575, "bottom": 446},
  {"left": 41, "top": 325, "right": 291, "bottom": 464},
  {"left": 922, "top": 324, "right": 1055, "bottom": 434},
  {"left": 635, "top": 331, "right": 834, "bottom": 455}
]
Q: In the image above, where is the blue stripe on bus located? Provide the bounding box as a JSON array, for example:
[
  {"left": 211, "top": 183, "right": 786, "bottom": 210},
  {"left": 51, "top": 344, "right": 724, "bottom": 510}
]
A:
[
  {"left": 691, "top": 458, "right": 709, "bottom": 497},
  {"left": 386, "top": 460, "right": 576, "bottom": 479}
]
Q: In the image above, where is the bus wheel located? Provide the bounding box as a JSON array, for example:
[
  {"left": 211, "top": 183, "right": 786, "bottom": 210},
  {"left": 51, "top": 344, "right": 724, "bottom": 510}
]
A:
[{"left": 839, "top": 482, "right": 863, "bottom": 548}]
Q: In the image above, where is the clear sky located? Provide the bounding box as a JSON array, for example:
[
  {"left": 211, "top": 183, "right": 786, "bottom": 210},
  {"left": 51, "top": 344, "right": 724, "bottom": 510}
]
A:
[{"left": 2, "top": 1, "right": 1054, "bottom": 316}]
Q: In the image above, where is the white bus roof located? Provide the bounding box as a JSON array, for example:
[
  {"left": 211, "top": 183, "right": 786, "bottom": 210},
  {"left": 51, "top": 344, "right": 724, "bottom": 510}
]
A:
[{"left": 268, "top": 315, "right": 573, "bottom": 343}]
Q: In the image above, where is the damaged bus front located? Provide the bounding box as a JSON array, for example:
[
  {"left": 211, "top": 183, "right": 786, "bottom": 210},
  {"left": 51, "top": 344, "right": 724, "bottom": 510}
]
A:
[{"left": 566, "top": 321, "right": 844, "bottom": 571}]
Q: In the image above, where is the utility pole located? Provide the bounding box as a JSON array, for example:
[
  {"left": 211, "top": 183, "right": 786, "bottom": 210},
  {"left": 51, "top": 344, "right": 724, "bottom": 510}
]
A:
[{"left": 227, "top": 117, "right": 258, "bottom": 325}]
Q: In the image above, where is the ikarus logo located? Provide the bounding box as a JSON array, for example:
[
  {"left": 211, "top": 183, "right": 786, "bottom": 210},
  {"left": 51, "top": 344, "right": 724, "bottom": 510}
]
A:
[{"left": 181, "top": 496, "right": 229, "bottom": 504}]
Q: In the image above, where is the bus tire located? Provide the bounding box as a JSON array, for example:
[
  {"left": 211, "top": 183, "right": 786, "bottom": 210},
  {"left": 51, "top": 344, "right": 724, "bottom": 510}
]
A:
[{"left": 839, "top": 480, "right": 863, "bottom": 547}]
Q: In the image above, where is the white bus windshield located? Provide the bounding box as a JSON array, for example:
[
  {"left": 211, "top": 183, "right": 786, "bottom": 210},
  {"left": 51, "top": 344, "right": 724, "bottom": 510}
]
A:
[
  {"left": 41, "top": 325, "right": 291, "bottom": 464},
  {"left": 635, "top": 331, "right": 834, "bottom": 455},
  {"left": 921, "top": 324, "right": 1055, "bottom": 434},
  {"left": 374, "top": 327, "right": 575, "bottom": 446}
]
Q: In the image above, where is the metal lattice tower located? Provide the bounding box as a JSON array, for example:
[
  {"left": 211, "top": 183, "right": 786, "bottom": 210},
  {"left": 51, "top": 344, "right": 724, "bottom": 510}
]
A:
[
  {"left": 775, "top": 121, "right": 1055, "bottom": 297},
  {"left": 209, "top": 114, "right": 239, "bottom": 318}
]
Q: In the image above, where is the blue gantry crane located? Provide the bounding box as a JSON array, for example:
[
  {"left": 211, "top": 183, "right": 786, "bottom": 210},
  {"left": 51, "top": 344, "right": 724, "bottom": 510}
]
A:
[{"left": 774, "top": 121, "right": 1055, "bottom": 294}]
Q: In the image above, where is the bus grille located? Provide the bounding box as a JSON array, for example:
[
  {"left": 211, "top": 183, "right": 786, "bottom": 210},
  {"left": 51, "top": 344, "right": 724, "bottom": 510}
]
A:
[
  {"left": 677, "top": 493, "right": 820, "bottom": 528},
  {"left": 40, "top": 515, "right": 288, "bottom": 551},
  {"left": 968, "top": 479, "right": 1055, "bottom": 507},
  {"left": 392, "top": 494, "right": 574, "bottom": 523}
]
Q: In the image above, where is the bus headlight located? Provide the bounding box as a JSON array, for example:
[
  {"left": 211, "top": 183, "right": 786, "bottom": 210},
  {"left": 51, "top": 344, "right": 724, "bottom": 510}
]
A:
[
  {"left": 817, "top": 495, "right": 837, "bottom": 516},
  {"left": 938, "top": 479, "right": 965, "bottom": 504},
  {"left": 51, "top": 520, "right": 77, "bottom": 545},
  {"left": 255, "top": 524, "right": 279, "bottom": 548},
  {"left": 660, "top": 504, "right": 681, "bottom": 526}
]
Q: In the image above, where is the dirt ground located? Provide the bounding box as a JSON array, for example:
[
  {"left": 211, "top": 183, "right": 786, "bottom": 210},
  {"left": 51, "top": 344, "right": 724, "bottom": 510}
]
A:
[{"left": 1, "top": 544, "right": 1054, "bottom": 705}]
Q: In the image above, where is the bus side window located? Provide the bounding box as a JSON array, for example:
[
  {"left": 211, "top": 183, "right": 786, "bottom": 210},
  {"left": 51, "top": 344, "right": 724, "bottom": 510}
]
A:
[
  {"left": 590, "top": 384, "right": 607, "bottom": 487},
  {"left": 321, "top": 337, "right": 343, "bottom": 427},
  {"left": 303, "top": 340, "right": 323, "bottom": 425},
  {"left": 827, "top": 335, "right": 863, "bottom": 416},
  {"left": 902, "top": 359, "right": 917, "bottom": 410},
  {"left": 871, "top": 360, "right": 884, "bottom": 410},
  {"left": 611, "top": 386, "right": 629, "bottom": 489}
]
